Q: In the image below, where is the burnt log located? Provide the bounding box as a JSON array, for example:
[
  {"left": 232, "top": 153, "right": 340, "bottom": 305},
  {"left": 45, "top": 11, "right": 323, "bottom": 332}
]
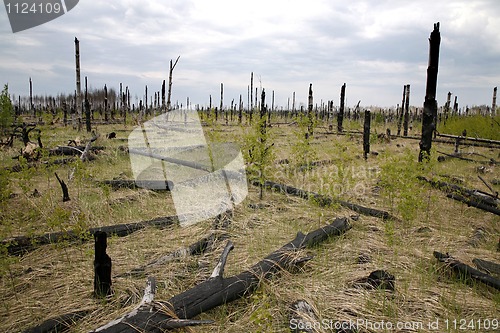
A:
[
  {"left": 417, "top": 176, "right": 499, "bottom": 209},
  {"left": 446, "top": 193, "right": 500, "bottom": 216},
  {"left": 22, "top": 310, "right": 89, "bottom": 333},
  {"left": 49, "top": 145, "right": 103, "bottom": 156},
  {"left": 2, "top": 215, "right": 178, "bottom": 255},
  {"left": 256, "top": 180, "right": 393, "bottom": 220},
  {"left": 434, "top": 251, "right": 500, "bottom": 290},
  {"left": 473, "top": 258, "right": 500, "bottom": 277},
  {"left": 99, "top": 179, "right": 173, "bottom": 191},
  {"left": 91, "top": 217, "right": 351, "bottom": 332}
]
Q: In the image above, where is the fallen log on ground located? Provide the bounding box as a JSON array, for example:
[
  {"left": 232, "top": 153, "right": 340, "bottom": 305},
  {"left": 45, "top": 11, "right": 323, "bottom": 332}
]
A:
[
  {"left": 433, "top": 251, "right": 500, "bottom": 290},
  {"left": 49, "top": 145, "right": 104, "bottom": 156},
  {"left": 2, "top": 215, "right": 178, "bottom": 255},
  {"left": 98, "top": 179, "right": 173, "bottom": 191},
  {"left": 473, "top": 258, "right": 500, "bottom": 277},
  {"left": 255, "top": 180, "right": 393, "bottom": 220},
  {"left": 437, "top": 150, "right": 497, "bottom": 164},
  {"left": 92, "top": 217, "right": 351, "bottom": 332},
  {"left": 436, "top": 133, "right": 500, "bottom": 146},
  {"left": 447, "top": 193, "right": 500, "bottom": 216},
  {"left": 119, "top": 232, "right": 228, "bottom": 278},
  {"left": 417, "top": 176, "right": 499, "bottom": 209},
  {"left": 22, "top": 310, "right": 89, "bottom": 333}
]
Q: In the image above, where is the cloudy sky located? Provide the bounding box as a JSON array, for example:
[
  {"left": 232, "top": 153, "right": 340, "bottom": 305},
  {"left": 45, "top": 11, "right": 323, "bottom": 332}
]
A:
[{"left": 1, "top": 0, "right": 499, "bottom": 109}]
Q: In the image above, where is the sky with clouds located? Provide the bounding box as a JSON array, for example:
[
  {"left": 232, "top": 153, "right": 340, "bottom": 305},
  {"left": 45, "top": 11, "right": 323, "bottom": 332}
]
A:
[{"left": 0, "top": 0, "right": 499, "bottom": 109}]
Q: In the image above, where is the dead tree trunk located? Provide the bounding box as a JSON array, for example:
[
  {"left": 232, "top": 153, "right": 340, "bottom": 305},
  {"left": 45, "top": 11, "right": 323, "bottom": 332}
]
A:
[
  {"left": 363, "top": 110, "right": 371, "bottom": 160},
  {"left": 166, "top": 56, "right": 180, "bottom": 112},
  {"left": 403, "top": 84, "right": 410, "bottom": 136},
  {"left": 104, "top": 84, "right": 108, "bottom": 122},
  {"left": 75, "top": 37, "right": 82, "bottom": 131},
  {"left": 161, "top": 80, "right": 166, "bottom": 113},
  {"left": 337, "top": 83, "right": 346, "bottom": 133},
  {"left": 145, "top": 85, "right": 148, "bottom": 116},
  {"left": 492, "top": 86, "right": 497, "bottom": 116},
  {"left": 55, "top": 172, "right": 70, "bottom": 202},
  {"left": 419, "top": 22, "right": 441, "bottom": 162},
  {"left": 397, "top": 85, "right": 406, "bottom": 136},
  {"left": 29, "top": 77, "right": 34, "bottom": 118},
  {"left": 307, "top": 83, "right": 314, "bottom": 139},
  {"left": 85, "top": 77, "right": 91, "bottom": 132},
  {"left": 444, "top": 91, "right": 451, "bottom": 125},
  {"left": 94, "top": 231, "right": 112, "bottom": 297},
  {"left": 91, "top": 218, "right": 351, "bottom": 332}
]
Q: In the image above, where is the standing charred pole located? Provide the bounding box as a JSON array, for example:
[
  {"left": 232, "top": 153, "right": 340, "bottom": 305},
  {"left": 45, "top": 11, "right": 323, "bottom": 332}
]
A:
[
  {"left": 419, "top": 22, "right": 441, "bottom": 162},
  {"left": 337, "top": 83, "right": 346, "bottom": 133},
  {"left": 492, "top": 87, "right": 497, "bottom": 116},
  {"left": 307, "top": 83, "right": 314, "bottom": 139},
  {"left": 85, "top": 77, "right": 91, "bottom": 132},
  {"left": 104, "top": 84, "right": 108, "bottom": 122},
  {"left": 258, "top": 89, "right": 268, "bottom": 200},
  {"left": 145, "top": 85, "right": 148, "bottom": 116},
  {"left": 167, "top": 56, "right": 180, "bottom": 112},
  {"left": 403, "top": 84, "right": 410, "bottom": 136},
  {"left": 363, "top": 110, "right": 371, "bottom": 160},
  {"left": 239, "top": 94, "right": 243, "bottom": 124},
  {"left": 161, "top": 80, "right": 166, "bottom": 113},
  {"left": 29, "top": 77, "right": 34, "bottom": 118},
  {"left": 74, "top": 37, "right": 82, "bottom": 131},
  {"left": 220, "top": 83, "right": 224, "bottom": 124},
  {"left": 444, "top": 91, "right": 451, "bottom": 125},
  {"left": 397, "top": 85, "right": 406, "bottom": 136},
  {"left": 94, "top": 231, "right": 112, "bottom": 297}
]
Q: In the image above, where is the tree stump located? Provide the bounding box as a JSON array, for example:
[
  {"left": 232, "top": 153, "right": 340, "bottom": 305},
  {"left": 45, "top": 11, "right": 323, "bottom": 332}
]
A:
[{"left": 94, "top": 231, "right": 112, "bottom": 297}]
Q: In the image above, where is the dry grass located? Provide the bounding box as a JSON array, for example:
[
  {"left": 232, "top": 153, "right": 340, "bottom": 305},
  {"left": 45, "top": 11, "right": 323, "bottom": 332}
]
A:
[{"left": 0, "top": 116, "right": 499, "bottom": 332}]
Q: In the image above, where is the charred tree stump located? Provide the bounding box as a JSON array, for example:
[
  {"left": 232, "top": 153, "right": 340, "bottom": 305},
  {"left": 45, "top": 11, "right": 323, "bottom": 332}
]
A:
[
  {"left": 91, "top": 218, "right": 351, "bottom": 332},
  {"left": 54, "top": 172, "right": 70, "bottom": 202},
  {"left": 419, "top": 22, "right": 441, "bottom": 162},
  {"left": 94, "top": 231, "right": 112, "bottom": 297},
  {"left": 434, "top": 251, "right": 500, "bottom": 290},
  {"left": 363, "top": 110, "right": 370, "bottom": 160},
  {"left": 337, "top": 83, "right": 346, "bottom": 133}
]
